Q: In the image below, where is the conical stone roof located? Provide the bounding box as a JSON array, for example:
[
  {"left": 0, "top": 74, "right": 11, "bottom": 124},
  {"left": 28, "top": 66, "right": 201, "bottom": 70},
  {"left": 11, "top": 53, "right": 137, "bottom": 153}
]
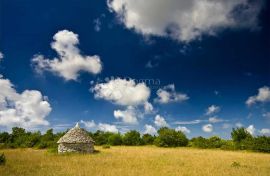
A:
[{"left": 57, "top": 123, "right": 94, "bottom": 144}]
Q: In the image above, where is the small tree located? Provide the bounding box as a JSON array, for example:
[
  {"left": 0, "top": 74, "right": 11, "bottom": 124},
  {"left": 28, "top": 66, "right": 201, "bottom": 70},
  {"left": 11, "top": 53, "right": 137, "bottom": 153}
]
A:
[
  {"left": 154, "top": 127, "right": 188, "bottom": 147},
  {"left": 123, "top": 130, "right": 142, "bottom": 145},
  {"left": 231, "top": 127, "right": 252, "bottom": 143},
  {"left": 108, "top": 133, "right": 122, "bottom": 146},
  {"left": 142, "top": 134, "right": 155, "bottom": 145}
]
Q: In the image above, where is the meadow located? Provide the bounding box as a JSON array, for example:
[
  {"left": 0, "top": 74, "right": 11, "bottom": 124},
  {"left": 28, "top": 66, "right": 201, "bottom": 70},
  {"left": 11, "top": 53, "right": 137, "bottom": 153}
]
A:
[{"left": 1, "top": 146, "right": 270, "bottom": 176}]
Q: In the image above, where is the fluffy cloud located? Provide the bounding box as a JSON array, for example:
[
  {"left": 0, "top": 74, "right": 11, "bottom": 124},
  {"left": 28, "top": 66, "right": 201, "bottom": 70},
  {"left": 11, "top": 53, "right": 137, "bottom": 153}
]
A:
[
  {"left": 144, "top": 124, "right": 157, "bottom": 135},
  {"left": 0, "top": 77, "right": 51, "bottom": 129},
  {"left": 206, "top": 105, "right": 220, "bottom": 115},
  {"left": 175, "top": 126, "right": 190, "bottom": 134},
  {"left": 98, "top": 123, "right": 119, "bottom": 133},
  {"left": 246, "top": 125, "right": 256, "bottom": 135},
  {"left": 80, "top": 120, "right": 118, "bottom": 133},
  {"left": 80, "top": 120, "right": 96, "bottom": 128},
  {"left": 32, "top": 30, "right": 102, "bottom": 81},
  {"left": 202, "top": 124, "right": 213, "bottom": 133},
  {"left": 108, "top": 0, "right": 263, "bottom": 42},
  {"left": 246, "top": 86, "right": 270, "bottom": 106},
  {"left": 114, "top": 106, "right": 138, "bottom": 124},
  {"left": 154, "top": 114, "right": 169, "bottom": 127},
  {"left": 154, "top": 84, "right": 189, "bottom": 104},
  {"left": 0, "top": 51, "right": 4, "bottom": 61},
  {"left": 144, "top": 102, "right": 154, "bottom": 114},
  {"left": 92, "top": 78, "right": 150, "bottom": 106},
  {"left": 259, "top": 128, "right": 270, "bottom": 136}
]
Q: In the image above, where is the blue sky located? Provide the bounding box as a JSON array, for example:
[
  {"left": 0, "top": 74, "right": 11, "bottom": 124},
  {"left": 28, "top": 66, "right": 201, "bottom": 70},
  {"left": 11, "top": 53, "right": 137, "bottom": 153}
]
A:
[{"left": 0, "top": 0, "right": 269, "bottom": 138}]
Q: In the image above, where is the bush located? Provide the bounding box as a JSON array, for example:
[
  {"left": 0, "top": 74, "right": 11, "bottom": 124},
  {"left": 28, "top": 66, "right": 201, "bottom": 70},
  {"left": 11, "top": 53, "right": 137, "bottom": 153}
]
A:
[
  {"left": 221, "top": 140, "right": 237, "bottom": 150},
  {"left": 0, "top": 153, "right": 6, "bottom": 165},
  {"left": 154, "top": 127, "right": 188, "bottom": 147},
  {"left": 252, "top": 136, "right": 270, "bottom": 153},
  {"left": 231, "top": 128, "right": 252, "bottom": 143},
  {"left": 108, "top": 133, "right": 122, "bottom": 146},
  {"left": 123, "top": 130, "right": 142, "bottom": 146},
  {"left": 142, "top": 134, "right": 155, "bottom": 145}
]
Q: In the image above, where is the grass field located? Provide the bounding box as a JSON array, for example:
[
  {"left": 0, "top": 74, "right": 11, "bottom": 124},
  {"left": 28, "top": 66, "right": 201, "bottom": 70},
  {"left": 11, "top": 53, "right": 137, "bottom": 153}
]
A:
[{"left": 1, "top": 146, "right": 270, "bottom": 176}]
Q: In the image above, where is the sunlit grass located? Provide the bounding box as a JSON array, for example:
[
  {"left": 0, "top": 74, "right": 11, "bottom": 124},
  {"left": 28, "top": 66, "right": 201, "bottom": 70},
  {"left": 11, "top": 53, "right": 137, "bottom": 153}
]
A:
[{"left": 0, "top": 146, "right": 270, "bottom": 176}]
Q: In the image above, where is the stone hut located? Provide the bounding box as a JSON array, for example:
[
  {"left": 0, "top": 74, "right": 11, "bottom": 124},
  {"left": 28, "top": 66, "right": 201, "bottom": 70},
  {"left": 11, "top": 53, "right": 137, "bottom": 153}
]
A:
[{"left": 57, "top": 123, "right": 94, "bottom": 153}]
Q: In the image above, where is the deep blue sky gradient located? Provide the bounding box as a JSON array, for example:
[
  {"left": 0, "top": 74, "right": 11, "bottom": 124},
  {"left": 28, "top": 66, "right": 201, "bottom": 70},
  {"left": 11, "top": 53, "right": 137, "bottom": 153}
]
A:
[{"left": 0, "top": 0, "right": 269, "bottom": 138}]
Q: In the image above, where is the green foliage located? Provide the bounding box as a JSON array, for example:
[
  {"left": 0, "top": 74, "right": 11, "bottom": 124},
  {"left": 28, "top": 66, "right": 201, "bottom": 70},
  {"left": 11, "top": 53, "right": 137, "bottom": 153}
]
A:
[
  {"left": 93, "top": 131, "right": 114, "bottom": 145},
  {"left": 231, "top": 128, "right": 252, "bottom": 143},
  {"left": 154, "top": 127, "right": 188, "bottom": 147},
  {"left": 251, "top": 136, "right": 270, "bottom": 153},
  {"left": 0, "top": 126, "right": 269, "bottom": 153},
  {"left": 190, "top": 136, "right": 226, "bottom": 149},
  {"left": 108, "top": 133, "right": 122, "bottom": 146},
  {"left": 142, "top": 134, "right": 155, "bottom": 145},
  {"left": 123, "top": 130, "right": 142, "bottom": 146},
  {"left": 220, "top": 140, "right": 237, "bottom": 150},
  {"left": 0, "top": 153, "right": 6, "bottom": 165}
]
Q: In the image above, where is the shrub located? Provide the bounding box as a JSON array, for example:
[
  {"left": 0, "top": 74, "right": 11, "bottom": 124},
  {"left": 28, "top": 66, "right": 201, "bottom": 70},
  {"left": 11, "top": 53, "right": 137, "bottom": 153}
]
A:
[
  {"left": 142, "top": 134, "right": 155, "bottom": 145},
  {"left": 154, "top": 127, "right": 188, "bottom": 147},
  {"left": 190, "top": 137, "right": 208, "bottom": 148},
  {"left": 252, "top": 136, "right": 270, "bottom": 153},
  {"left": 0, "top": 153, "right": 6, "bottom": 165},
  {"left": 108, "top": 133, "right": 122, "bottom": 146},
  {"left": 221, "top": 140, "right": 237, "bottom": 150},
  {"left": 231, "top": 128, "right": 252, "bottom": 143},
  {"left": 123, "top": 130, "right": 142, "bottom": 146}
]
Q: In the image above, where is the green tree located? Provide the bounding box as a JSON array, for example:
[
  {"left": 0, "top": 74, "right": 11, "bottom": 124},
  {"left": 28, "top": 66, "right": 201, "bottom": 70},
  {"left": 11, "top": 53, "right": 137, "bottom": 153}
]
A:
[
  {"left": 142, "top": 134, "right": 155, "bottom": 145},
  {"left": 231, "top": 128, "right": 252, "bottom": 143},
  {"left": 108, "top": 133, "right": 122, "bottom": 145},
  {"left": 123, "top": 130, "right": 142, "bottom": 145},
  {"left": 154, "top": 127, "right": 188, "bottom": 147}
]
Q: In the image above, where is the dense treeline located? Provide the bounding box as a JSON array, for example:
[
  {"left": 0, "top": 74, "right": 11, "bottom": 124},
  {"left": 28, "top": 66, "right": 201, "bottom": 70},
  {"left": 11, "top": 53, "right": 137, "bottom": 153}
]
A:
[{"left": 0, "top": 127, "right": 269, "bottom": 153}]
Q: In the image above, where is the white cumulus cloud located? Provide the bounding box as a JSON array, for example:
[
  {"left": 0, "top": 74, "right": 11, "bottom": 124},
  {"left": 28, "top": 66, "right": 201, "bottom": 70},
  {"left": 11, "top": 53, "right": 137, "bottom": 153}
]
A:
[
  {"left": 206, "top": 105, "right": 220, "bottom": 115},
  {"left": 246, "top": 125, "right": 256, "bottom": 135},
  {"left": 108, "top": 0, "right": 263, "bottom": 42},
  {"left": 259, "top": 128, "right": 270, "bottom": 136},
  {"left": 114, "top": 106, "right": 138, "bottom": 124},
  {"left": 175, "top": 126, "right": 191, "bottom": 134},
  {"left": 154, "top": 114, "right": 169, "bottom": 127},
  {"left": 246, "top": 86, "right": 270, "bottom": 106},
  {"left": 154, "top": 84, "right": 189, "bottom": 104},
  {"left": 0, "top": 77, "right": 51, "bottom": 130},
  {"left": 80, "top": 119, "right": 118, "bottom": 133},
  {"left": 98, "top": 123, "right": 119, "bottom": 133},
  {"left": 202, "top": 124, "right": 213, "bottom": 133},
  {"left": 92, "top": 78, "right": 150, "bottom": 106},
  {"left": 32, "top": 30, "right": 102, "bottom": 81},
  {"left": 144, "top": 124, "right": 157, "bottom": 135},
  {"left": 144, "top": 102, "right": 154, "bottom": 114},
  {"left": 80, "top": 120, "right": 96, "bottom": 128}
]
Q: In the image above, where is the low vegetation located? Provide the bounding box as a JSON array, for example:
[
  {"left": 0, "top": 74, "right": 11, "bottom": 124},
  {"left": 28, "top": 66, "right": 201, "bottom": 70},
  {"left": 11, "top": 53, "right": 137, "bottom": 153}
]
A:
[
  {"left": 0, "top": 127, "right": 270, "bottom": 153},
  {"left": 0, "top": 147, "right": 270, "bottom": 176}
]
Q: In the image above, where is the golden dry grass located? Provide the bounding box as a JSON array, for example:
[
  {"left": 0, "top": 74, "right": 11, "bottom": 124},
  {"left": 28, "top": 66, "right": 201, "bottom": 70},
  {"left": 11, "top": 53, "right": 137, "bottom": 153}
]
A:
[{"left": 0, "top": 146, "right": 270, "bottom": 176}]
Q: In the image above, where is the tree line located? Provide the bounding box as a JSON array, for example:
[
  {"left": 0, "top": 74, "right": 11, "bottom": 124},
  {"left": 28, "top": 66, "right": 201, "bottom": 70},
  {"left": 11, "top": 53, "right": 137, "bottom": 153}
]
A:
[{"left": 0, "top": 127, "right": 269, "bottom": 153}]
